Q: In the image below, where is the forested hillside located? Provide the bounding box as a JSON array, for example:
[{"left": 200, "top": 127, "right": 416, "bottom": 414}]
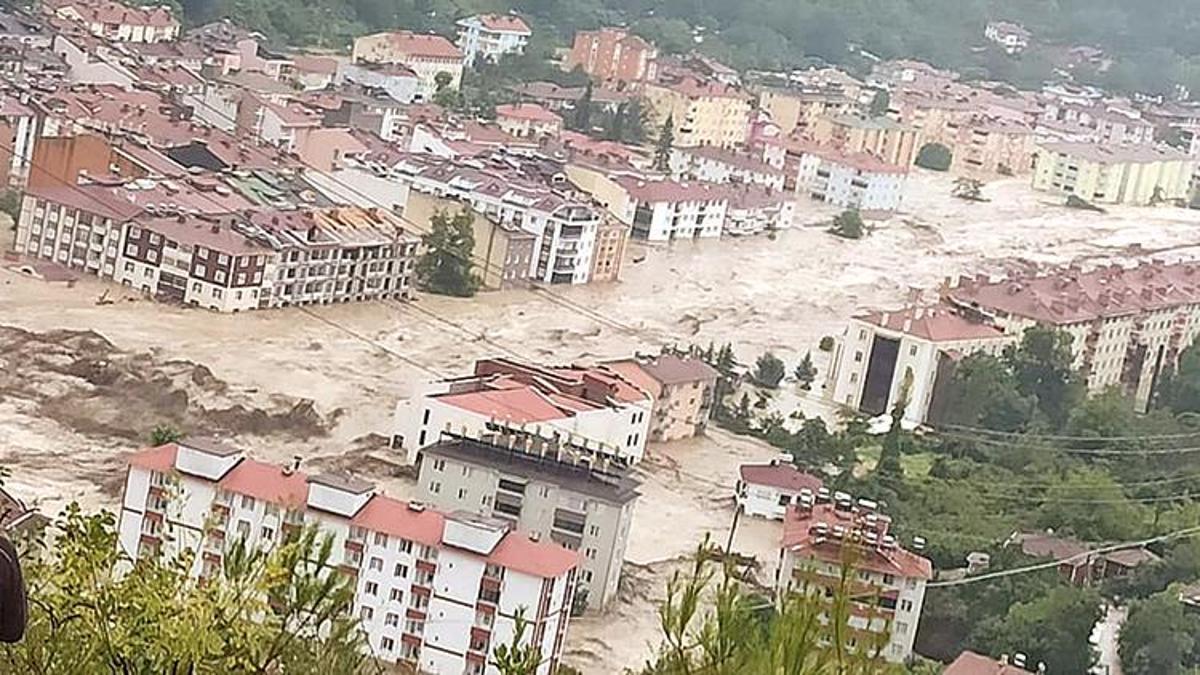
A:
[{"left": 182, "top": 0, "right": 1200, "bottom": 97}]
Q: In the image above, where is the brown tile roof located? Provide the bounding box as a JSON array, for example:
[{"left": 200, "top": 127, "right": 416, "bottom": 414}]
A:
[
  {"left": 474, "top": 14, "right": 531, "bottom": 34},
  {"left": 781, "top": 503, "right": 933, "bottom": 580},
  {"left": 856, "top": 304, "right": 1008, "bottom": 343},
  {"left": 379, "top": 31, "right": 463, "bottom": 60},
  {"left": 739, "top": 463, "right": 823, "bottom": 493},
  {"left": 615, "top": 176, "right": 728, "bottom": 204},
  {"left": 138, "top": 214, "right": 268, "bottom": 255},
  {"left": 945, "top": 651, "right": 1035, "bottom": 675},
  {"left": 495, "top": 102, "right": 561, "bottom": 124},
  {"left": 627, "top": 353, "right": 719, "bottom": 386}
]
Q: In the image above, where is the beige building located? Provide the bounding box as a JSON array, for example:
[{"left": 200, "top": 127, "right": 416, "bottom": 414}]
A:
[
  {"left": 759, "top": 88, "right": 861, "bottom": 137},
  {"left": 350, "top": 31, "right": 465, "bottom": 99},
  {"left": 1032, "top": 142, "right": 1195, "bottom": 205},
  {"left": 494, "top": 103, "right": 563, "bottom": 140},
  {"left": 952, "top": 117, "right": 1038, "bottom": 175},
  {"left": 417, "top": 432, "right": 641, "bottom": 612},
  {"left": 809, "top": 114, "right": 921, "bottom": 168},
  {"left": 404, "top": 191, "right": 536, "bottom": 290},
  {"left": 643, "top": 77, "right": 752, "bottom": 149},
  {"left": 590, "top": 219, "right": 627, "bottom": 283},
  {"left": 605, "top": 353, "right": 719, "bottom": 441}
]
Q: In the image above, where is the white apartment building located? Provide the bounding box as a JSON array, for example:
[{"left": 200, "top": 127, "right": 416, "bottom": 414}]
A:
[
  {"left": 984, "top": 21, "right": 1030, "bottom": 55},
  {"left": 791, "top": 145, "right": 907, "bottom": 212},
  {"left": 456, "top": 14, "right": 531, "bottom": 67},
  {"left": 0, "top": 95, "right": 39, "bottom": 189},
  {"left": 119, "top": 438, "right": 578, "bottom": 675},
  {"left": 725, "top": 184, "right": 795, "bottom": 236},
  {"left": 615, "top": 176, "right": 728, "bottom": 241},
  {"left": 736, "top": 461, "right": 824, "bottom": 520},
  {"left": 777, "top": 494, "right": 932, "bottom": 663},
  {"left": 393, "top": 358, "right": 652, "bottom": 465},
  {"left": 48, "top": 0, "right": 181, "bottom": 43},
  {"left": 669, "top": 146, "right": 787, "bottom": 191},
  {"left": 827, "top": 304, "right": 1014, "bottom": 426},
  {"left": 393, "top": 153, "right": 601, "bottom": 284}
]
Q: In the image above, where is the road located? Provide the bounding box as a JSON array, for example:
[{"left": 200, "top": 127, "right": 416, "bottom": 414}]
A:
[{"left": 1090, "top": 604, "right": 1126, "bottom": 675}]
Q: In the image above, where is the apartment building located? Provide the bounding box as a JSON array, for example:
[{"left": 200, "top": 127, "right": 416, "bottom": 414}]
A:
[
  {"left": 392, "top": 153, "right": 607, "bottom": 285},
  {"left": 759, "top": 88, "right": 862, "bottom": 137},
  {"left": 494, "top": 103, "right": 563, "bottom": 140},
  {"left": 952, "top": 117, "right": 1038, "bottom": 176},
  {"left": 1032, "top": 142, "right": 1195, "bottom": 205},
  {"left": 351, "top": 31, "right": 465, "bottom": 98},
  {"left": 404, "top": 191, "right": 536, "bottom": 290},
  {"left": 417, "top": 432, "right": 640, "bottom": 611},
  {"left": 604, "top": 353, "right": 719, "bottom": 441},
  {"left": 810, "top": 114, "right": 921, "bottom": 167},
  {"left": 0, "top": 94, "right": 38, "bottom": 189},
  {"left": 776, "top": 493, "right": 932, "bottom": 663},
  {"left": 832, "top": 260, "right": 1200, "bottom": 423},
  {"left": 336, "top": 62, "right": 421, "bottom": 105},
  {"left": 46, "top": 0, "right": 180, "bottom": 43},
  {"left": 669, "top": 145, "right": 787, "bottom": 191},
  {"left": 456, "top": 14, "right": 531, "bottom": 67},
  {"left": 589, "top": 218, "right": 627, "bottom": 283},
  {"left": 612, "top": 176, "right": 729, "bottom": 241},
  {"left": 945, "top": 651, "right": 1038, "bottom": 675},
  {"left": 643, "top": 77, "right": 752, "bottom": 149},
  {"left": 826, "top": 304, "right": 1014, "bottom": 426},
  {"left": 736, "top": 460, "right": 824, "bottom": 520},
  {"left": 563, "top": 27, "right": 657, "bottom": 84},
  {"left": 792, "top": 142, "right": 902, "bottom": 211},
  {"left": 16, "top": 182, "right": 418, "bottom": 310},
  {"left": 984, "top": 21, "right": 1031, "bottom": 54},
  {"left": 119, "top": 438, "right": 577, "bottom": 674},
  {"left": 724, "top": 184, "right": 796, "bottom": 235},
  {"left": 393, "top": 357, "right": 653, "bottom": 465}
]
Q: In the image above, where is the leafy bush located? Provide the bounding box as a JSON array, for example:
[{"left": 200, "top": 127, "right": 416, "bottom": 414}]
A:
[{"left": 915, "top": 143, "right": 953, "bottom": 171}]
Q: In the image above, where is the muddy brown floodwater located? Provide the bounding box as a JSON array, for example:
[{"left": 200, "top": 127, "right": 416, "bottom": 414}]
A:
[{"left": 4, "top": 170, "right": 1200, "bottom": 672}]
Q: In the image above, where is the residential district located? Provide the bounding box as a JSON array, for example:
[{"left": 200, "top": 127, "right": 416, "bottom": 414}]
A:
[{"left": 1, "top": 2, "right": 1200, "bottom": 675}]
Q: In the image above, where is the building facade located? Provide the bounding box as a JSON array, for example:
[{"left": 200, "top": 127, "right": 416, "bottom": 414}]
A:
[
  {"left": 809, "top": 114, "right": 921, "bottom": 168},
  {"left": 563, "top": 28, "right": 657, "bottom": 84},
  {"left": 604, "top": 353, "right": 719, "bottom": 441},
  {"left": 1031, "top": 142, "right": 1195, "bottom": 205},
  {"left": 777, "top": 495, "right": 932, "bottom": 663},
  {"left": 404, "top": 191, "right": 536, "bottom": 290},
  {"left": 456, "top": 14, "right": 531, "bottom": 67},
  {"left": 759, "top": 88, "right": 862, "bottom": 137},
  {"left": 494, "top": 103, "right": 563, "bottom": 140},
  {"left": 119, "top": 439, "right": 577, "bottom": 675},
  {"left": 643, "top": 78, "right": 752, "bottom": 149},
  {"left": 669, "top": 145, "right": 787, "bottom": 191},
  {"left": 736, "top": 461, "right": 824, "bottom": 520},
  {"left": 791, "top": 145, "right": 907, "bottom": 212},
  {"left": 613, "top": 176, "right": 729, "bottom": 241},
  {"left": 393, "top": 357, "right": 653, "bottom": 465},
  {"left": 417, "top": 433, "right": 640, "bottom": 612},
  {"left": 351, "top": 31, "right": 465, "bottom": 99}
]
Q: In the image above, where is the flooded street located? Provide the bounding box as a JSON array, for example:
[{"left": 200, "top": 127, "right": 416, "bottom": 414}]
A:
[{"left": 4, "top": 170, "right": 1200, "bottom": 672}]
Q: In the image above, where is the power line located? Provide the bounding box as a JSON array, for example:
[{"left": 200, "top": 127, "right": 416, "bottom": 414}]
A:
[
  {"left": 935, "top": 429, "right": 1200, "bottom": 456},
  {"left": 934, "top": 421, "right": 1200, "bottom": 443}
]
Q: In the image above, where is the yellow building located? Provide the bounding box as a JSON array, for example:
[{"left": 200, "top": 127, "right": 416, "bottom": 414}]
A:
[
  {"left": 809, "top": 114, "right": 922, "bottom": 167},
  {"left": 759, "top": 88, "right": 861, "bottom": 136},
  {"left": 1032, "top": 142, "right": 1196, "bottom": 205},
  {"left": 643, "top": 77, "right": 752, "bottom": 148},
  {"left": 952, "top": 117, "right": 1038, "bottom": 176}
]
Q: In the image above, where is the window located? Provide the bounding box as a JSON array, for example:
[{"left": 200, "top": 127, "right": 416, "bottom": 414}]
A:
[
  {"left": 365, "top": 581, "right": 379, "bottom": 596},
  {"left": 213, "top": 288, "right": 223, "bottom": 300},
  {"left": 241, "top": 495, "right": 255, "bottom": 510},
  {"left": 369, "top": 557, "right": 383, "bottom": 571},
  {"left": 585, "top": 547, "right": 596, "bottom": 560},
  {"left": 359, "top": 606, "right": 373, "bottom": 621},
  {"left": 381, "top": 637, "right": 394, "bottom": 651},
  {"left": 432, "top": 459, "right": 445, "bottom": 472},
  {"left": 260, "top": 526, "right": 274, "bottom": 541},
  {"left": 854, "top": 351, "right": 863, "bottom": 363},
  {"left": 124, "top": 261, "right": 134, "bottom": 272},
  {"left": 398, "top": 539, "right": 413, "bottom": 554},
  {"left": 390, "top": 587, "right": 404, "bottom": 602},
  {"left": 588, "top": 524, "right": 600, "bottom": 537},
  {"left": 457, "top": 488, "right": 467, "bottom": 499},
  {"left": 374, "top": 532, "right": 388, "bottom": 547},
  {"left": 422, "top": 409, "right": 431, "bottom": 425},
  {"left": 882, "top": 573, "right": 896, "bottom": 585},
  {"left": 899, "top": 599, "right": 914, "bottom": 612},
  {"left": 385, "top": 612, "right": 399, "bottom": 627},
  {"left": 429, "top": 481, "right": 441, "bottom": 494},
  {"left": 405, "top": 619, "right": 425, "bottom": 633},
  {"left": 909, "top": 345, "right": 917, "bottom": 356},
  {"left": 236, "top": 520, "right": 250, "bottom": 539},
  {"left": 894, "top": 621, "right": 909, "bottom": 635}
]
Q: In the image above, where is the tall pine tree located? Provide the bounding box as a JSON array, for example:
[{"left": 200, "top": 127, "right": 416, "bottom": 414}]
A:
[
  {"left": 416, "top": 210, "right": 481, "bottom": 297},
  {"left": 653, "top": 114, "right": 674, "bottom": 171}
]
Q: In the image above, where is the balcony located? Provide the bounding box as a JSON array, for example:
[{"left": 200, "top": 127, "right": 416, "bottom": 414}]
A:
[
  {"left": 345, "top": 539, "right": 364, "bottom": 553},
  {"left": 415, "top": 559, "right": 436, "bottom": 574}
]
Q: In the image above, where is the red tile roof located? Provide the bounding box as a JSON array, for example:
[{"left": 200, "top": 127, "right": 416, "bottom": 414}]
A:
[
  {"left": 25, "top": 183, "right": 143, "bottom": 221},
  {"left": 947, "top": 261, "right": 1200, "bottom": 326},
  {"left": 350, "top": 495, "right": 446, "bottom": 547},
  {"left": 781, "top": 504, "right": 932, "bottom": 580},
  {"left": 218, "top": 459, "right": 309, "bottom": 507},
  {"left": 487, "top": 531, "right": 579, "bottom": 578},
  {"left": 739, "top": 463, "right": 823, "bottom": 493},
  {"left": 856, "top": 304, "right": 1009, "bottom": 343},
  {"left": 434, "top": 380, "right": 574, "bottom": 424},
  {"left": 139, "top": 214, "right": 267, "bottom": 256},
  {"left": 495, "top": 103, "right": 562, "bottom": 124},
  {"left": 778, "top": 136, "right": 907, "bottom": 175},
  {"left": 52, "top": 0, "right": 178, "bottom": 28},
  {"left": 382, "top": 31, "right": 463, "bottom": 60},
  {"left": 616, "top": 176, "right": 728, "bottom": 204},
  {"left": 653, "top": 76, "right": 748, "bottom": 100},
  {"left": 475, "top": 14, "right": 531, "bottom": 34},
  {"left": 292, "top": 54, "right": 339, "bottom": 75},
  {"left": 127, "top": 443, "right": 178, "bottom": 473},
  {"left": 945, "top": 651, "right": 1035, "bottom": 675}
]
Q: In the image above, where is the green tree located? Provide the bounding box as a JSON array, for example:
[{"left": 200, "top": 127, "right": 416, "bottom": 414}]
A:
[
  {"left": 829, "top": 209, "right": 865, "bottom": 239},
  {"left": 937, "top": 353, "right": 1034, "bottom": 432},
  {"left": 149, "top": 424, "right": 183, "bottom": 446},
  {"left": 1119, "top": 587, "right": 1200, "bottom": 675},
  {"left": 492, "top": 608, "right": 542, "bottom": 675},
  {"left": 1156, "top": 341, "right": 1200, "bottom": 413},
  {"left": 915, "top": 143, "right": 953, "bottom": 171},
  {"left": 1003, "top": 327, "right": 1085, "bottom": 429},
  {"left": 573, "top": 81, "right": 594, "bottom": 131},
  {"left": 794, "top": 352, "right": 817, "bottom": 390},
  {"left": 1, "top": 505, "right": 377, "bottom": 674},
  {"left": 868, "top": 89, "right": 891, "bottom": 117},
  {"left": 970, "top": 585, "right": 1102, "bottom": 675},
  {"left": 753, "top": 352, "right": 786, "bottom": 389},
  {"left": 952, "top": 177, "right": 985, "bottom": 201},
  {"left": 0, "top": 190, "right": 19, "bottom": 226},
  {"left": 654, "top": 114, "right": 675, "bottom": 172},
  {"left": 416, "top": 210, "right": 481, "bottom": 297}
]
